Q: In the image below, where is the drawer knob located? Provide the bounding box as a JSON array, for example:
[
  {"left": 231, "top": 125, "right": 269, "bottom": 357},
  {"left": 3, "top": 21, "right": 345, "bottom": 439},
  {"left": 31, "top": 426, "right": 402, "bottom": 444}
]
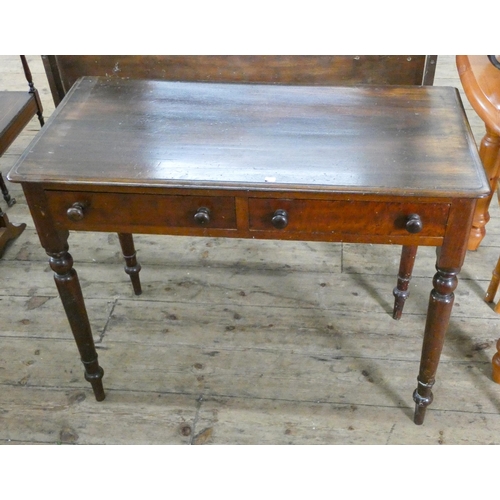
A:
[
  {"left": 272, "top": 209, "right": 288, "bottom": 229},
  {"left": 406, "top": 213, "right": 423, "bottom": 234},
  {"left": 67, "top": 202, "right": 86, "bottom": 221},
  {"left": 194, "top": 207, "right": 211, "bottom": 225}
]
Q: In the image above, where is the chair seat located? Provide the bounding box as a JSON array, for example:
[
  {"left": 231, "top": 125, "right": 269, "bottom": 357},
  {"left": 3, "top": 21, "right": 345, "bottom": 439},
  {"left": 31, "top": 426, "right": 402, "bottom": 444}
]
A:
[
  {"left": 0, "top": 91, "right": 38, "bottom": 156},
  {"left": 457, "top": 55, "right": 500, "bottom": 135},
  {"left": 0, "top": 57, "right": 44, "bottom": 257}
]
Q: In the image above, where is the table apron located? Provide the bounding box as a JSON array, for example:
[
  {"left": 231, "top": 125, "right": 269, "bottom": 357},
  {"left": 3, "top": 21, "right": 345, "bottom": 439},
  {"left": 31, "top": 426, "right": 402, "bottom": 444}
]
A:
[{"left": 41, "top": 188, "right": 451, "bottom": 246}]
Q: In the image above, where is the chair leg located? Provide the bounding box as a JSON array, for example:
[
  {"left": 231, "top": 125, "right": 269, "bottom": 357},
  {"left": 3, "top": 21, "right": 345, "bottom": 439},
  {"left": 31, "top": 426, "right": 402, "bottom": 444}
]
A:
[
  {"left": 118, "top": 233, "right": 142, "bottom": 295},
  {"left": 484, "top": 254, "right": 500, "bottom": 310},
  {"left": 493, "top": 339, "right": 500, "bottom": 384},
  {"left": 468, "top": 127, "right": 500, "bottom": 250},
  {"left": 35, "top": 106, "right": 45, "bottom": 127},
  {"left": 0, "top": 209, "right": 26, "bottom": 258},
  {"left": 0, "top": 172, "right": 16, "bottom": 207},
  {"left": 392, "top": 245, "right": 418, "bottom": 320}
]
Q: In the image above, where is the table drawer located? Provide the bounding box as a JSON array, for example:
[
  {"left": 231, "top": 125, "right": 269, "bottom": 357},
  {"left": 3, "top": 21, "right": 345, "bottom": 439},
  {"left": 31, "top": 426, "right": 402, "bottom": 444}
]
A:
[
  {"left": 248, "top": 198, "right": 450, "bottom": 236},
  {"left": 45, "top": 190, "right": 237, "bottom": 230}
]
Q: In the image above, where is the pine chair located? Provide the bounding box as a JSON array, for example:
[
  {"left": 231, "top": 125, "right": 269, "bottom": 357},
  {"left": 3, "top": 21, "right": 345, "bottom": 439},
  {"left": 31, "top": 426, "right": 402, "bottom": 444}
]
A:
[
  {"left": 457, "top": 55, "right": 500, "bottom": 251},
  {"left": 457, "top": 55, "right": 500, "bottom": 383}
]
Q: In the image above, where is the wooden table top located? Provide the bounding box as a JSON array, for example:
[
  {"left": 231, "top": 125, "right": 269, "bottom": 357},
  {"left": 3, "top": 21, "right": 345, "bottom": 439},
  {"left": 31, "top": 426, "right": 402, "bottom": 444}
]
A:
[{"left": 8, "top": 77, "right": 489, "bottom": 198}]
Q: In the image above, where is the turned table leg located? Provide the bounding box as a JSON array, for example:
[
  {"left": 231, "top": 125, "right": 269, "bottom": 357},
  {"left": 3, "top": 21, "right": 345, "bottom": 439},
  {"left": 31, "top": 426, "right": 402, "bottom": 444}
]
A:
[
  {"left": 393, "top": 245, "right": 418, "bottom": 320},
  {"left": 48, "top": 245, "right": 105, "bottom": 401},
  {"left": 413, "top": 265, "right": 458, "bottom": 424},
  {"left": 412, "top": 199, "right": 474, "bottom": 425},
  {"left": 24, "top": 185, "right": 105, "bottom": 401},
  {"left": 118, "top": 233, "right": 142, "bottom": 295},
  {"left": 468, "top": 127, "right": 500, "bottom": 251}
]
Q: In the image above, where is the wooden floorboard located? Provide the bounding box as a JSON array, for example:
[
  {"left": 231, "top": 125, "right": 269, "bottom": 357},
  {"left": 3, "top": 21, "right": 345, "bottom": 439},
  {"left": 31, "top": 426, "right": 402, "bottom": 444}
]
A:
[{"left": 1, "top": 55, "right": 499, "bottom": 445}]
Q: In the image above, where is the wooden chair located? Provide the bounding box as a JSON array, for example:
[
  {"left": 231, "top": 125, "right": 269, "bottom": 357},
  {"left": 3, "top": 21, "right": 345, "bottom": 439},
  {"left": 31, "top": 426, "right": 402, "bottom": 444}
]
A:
[
  {"left": 456, "top": 55, "right": 500, "bottom": 251},
  {"left": 41, "top": 55, "right": 437, "bottom": 316},
  {"left": 463, "top": 56, "right": 500, "bottom": 383},
  {"left": 0, "top": 56, "right": 44, "bottom": 257}
]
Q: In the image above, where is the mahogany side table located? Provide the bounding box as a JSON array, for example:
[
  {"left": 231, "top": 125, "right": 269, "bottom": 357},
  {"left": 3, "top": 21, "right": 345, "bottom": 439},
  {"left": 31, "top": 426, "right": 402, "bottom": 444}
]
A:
[{"left": 8, "top": 77, "right": 489, "bottom": 425}]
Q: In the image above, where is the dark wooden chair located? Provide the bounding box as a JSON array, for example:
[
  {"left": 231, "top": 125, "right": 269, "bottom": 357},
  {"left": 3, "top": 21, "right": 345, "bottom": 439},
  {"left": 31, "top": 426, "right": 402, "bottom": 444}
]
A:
[
  {"left": 0, "top": 56, "right": 44, "bottom": 257},
  {"left": 41, "top": 55, "right": 437, "bottom": 315}
]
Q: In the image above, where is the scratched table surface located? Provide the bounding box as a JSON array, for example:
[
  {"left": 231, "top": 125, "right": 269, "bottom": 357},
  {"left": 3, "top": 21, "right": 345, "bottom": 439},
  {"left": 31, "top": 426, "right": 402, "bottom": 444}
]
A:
[{"left": 9, "top": 77, "right": 486, "bottom": 199}]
